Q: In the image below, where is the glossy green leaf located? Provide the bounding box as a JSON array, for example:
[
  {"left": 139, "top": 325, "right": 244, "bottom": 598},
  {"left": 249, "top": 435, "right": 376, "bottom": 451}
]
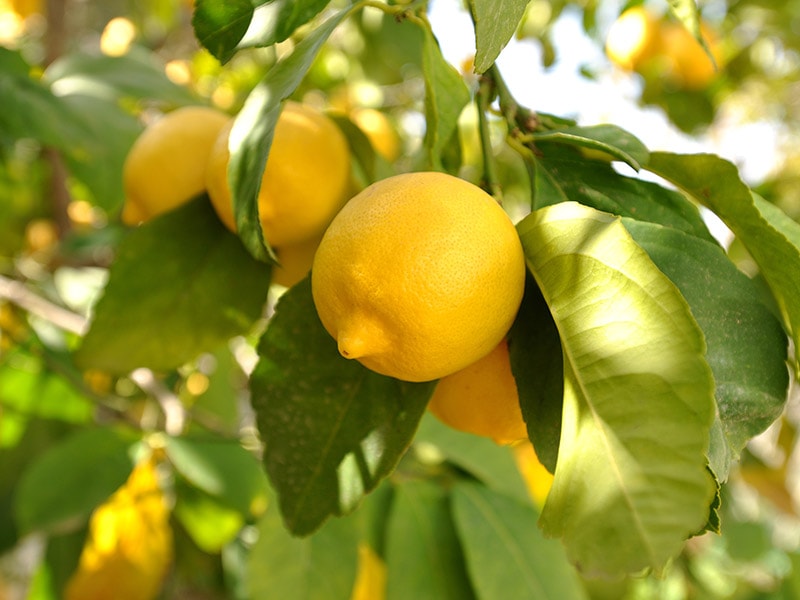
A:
[
  {"left": 533, "top": 124, "right": 649, "bottom": 171},
  {"left": 385, "top": 480, "right": 475, "bottom": 600},
  {"left": 250, "top": 278, "right": 435, "bottom": 536},
  {"left": 75, "top": 198, "right": 269, "bottom": 374},
  {"left": 192, "top": 0, "right": 258, "bottom": 64},
  {"left": 414, "top": 414, "right": 530, "bottom": 504},
  {"left": 517, "top": 201, "right": 716, "bottom": 577},
  {"left": 228, "top": 7, "right": 351, "bottom": 262},
  {"left": 647, "top": 152, "right": 800, "bottom": 375},
  {"left": 509, "top": 273, "right": 563, "bottom": 473},
  {"left": 421, "top": 27, "right": 471, "bottom": 170},
  {"left": 165, "top": 435, "right": 269, "bottom": 517},
  {"left": 14, "top": 427, "right": 134, "bottom": 535},
  {"left": 624, "top": 220, "right": 789, "bottom": 481},
  {"left": 469, "top": 0, "right": 530, "bottom": 73},
  {"left": 532, "top": 146, "right": 716, "bottom": 243},
  {"left": 247, "top": 493, "right": 359, "bottom": 600},
  {"left": 451, "top": 482, "right": 588, "bottom": 600}
]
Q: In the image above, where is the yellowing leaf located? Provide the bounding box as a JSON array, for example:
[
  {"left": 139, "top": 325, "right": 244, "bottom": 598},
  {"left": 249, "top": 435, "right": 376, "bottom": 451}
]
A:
[{"left": 65, "top": 453, "right": 173, "bottom": 600}]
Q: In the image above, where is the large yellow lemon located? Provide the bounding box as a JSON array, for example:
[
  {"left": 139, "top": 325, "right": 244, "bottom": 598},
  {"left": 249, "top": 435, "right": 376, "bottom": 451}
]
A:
[
  {"left": 121, "top": 105, "right": 230, "bottom": 225},
  {"left": 427, "top": 338, "right": 528, "bottom": 444},
  {"left": 311, "top": 171, "right": 526, "bottom": 383},
  {"left": 205, "top": 101, "right": 352, "bottom": 248}
]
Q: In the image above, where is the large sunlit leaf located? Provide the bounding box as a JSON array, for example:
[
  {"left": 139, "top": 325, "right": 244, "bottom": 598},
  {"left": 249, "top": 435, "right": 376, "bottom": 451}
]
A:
[
  {"left": 469, "top": 0, "right": 530, "bottom": 73},
  {"left": 421, "top": 28, "right": 471, "bottom": 170},
  {"left": 75, "top": 198, "right": 270, "bottom": 374},
  {"left": 247, "top": 494, "right": 359, "bottom": 600},
  {"left": 624, "top": 220, "right": 789, "bottom": 481},
  {"left": 385, "top": 480, "right": 476, "bottom": 600},
  {"left": 227, "top": 7, "right": 351, "bottom": 262},
  {"left": 647, "top": 152, "right": 800, "bottom": 375},
  {"left": 451, "top": 482, "right": 588, "bottom": 600},
  {"left": 250, "top": 279, "right": 435, "bottom": 536},
  {"left": 532, "top": 124, "right": 650, "bottom": 171},
  {"left": 532, "top": 146, "right": 716, "bottom": 243},
  {"left": 517, "top": 201, "right": 716, "bottom": 577},
  {"left": 14, "top": 427, "right": 134, "bottom": 535}
]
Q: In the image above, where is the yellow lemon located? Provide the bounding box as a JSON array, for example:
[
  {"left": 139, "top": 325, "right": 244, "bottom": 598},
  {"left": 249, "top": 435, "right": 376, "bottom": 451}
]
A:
[
  {"left": 605, "top": 6, "right": 661, "bottom": 72},
  {"left": 270, "top": 235, "right": 323, "bottom": 289},
  {"left": 65, "top": 453, "right": 172, "bottom": 600},
  {"left": 122, "top": 105, "right": 230, "bottom": 225},
  {"left": 205, "top": 100, "right": 352, "bottom": 248},
  {"left": 661, "top": 21, "right": 724, "bottom": 89},
  {"left": 428, "top": 339, "right": 527, "bottom": 445},
  {"left": 311, "top": 171, "right": 526, "bottom": 382},
  {"left": 513, "top": 441, "right": 554, "bottom": 508},
  {"left": 350, "top": 107, "right": 401, "bottom": 162},
  {"left": 350, "top": 542, "right": 387, "bottom": 600}
]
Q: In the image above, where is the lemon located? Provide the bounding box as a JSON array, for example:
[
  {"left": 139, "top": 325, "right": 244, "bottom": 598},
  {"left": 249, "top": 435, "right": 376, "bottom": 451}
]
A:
[
  {"left": 121, "top": 105, "right": 230, "bottom": 225},
  {"left": 513, "top": 441, "right": 554, "bottom": 508},
  {"left": 350, "top": 542, "right": 386, "bottom": 600},
  {"left": 660, "top": 21, "right": 723, "bottom": 89},
  {"left": 350, "top": 107, "right": 401, "bottom": 162},
  {"left": 270, "top": 235, "right": 323, "bottom": 289},
  {"left": 311, "top": 171, "right": 526, "bottom": 383},
  {"left": 205, "top": 100, "right": 352, "bottom": 248},
  {"left": 428, "top": 339, "right": 528, "bottom": 445},
  {"left": 605, "top": 6, "right": 661, "bottom": 72}
]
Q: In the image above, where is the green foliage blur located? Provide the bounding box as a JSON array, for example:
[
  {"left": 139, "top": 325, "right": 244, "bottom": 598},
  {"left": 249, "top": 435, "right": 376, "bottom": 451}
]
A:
[{"left": 1, "top": 0, "right": 800, "bottom": 599}]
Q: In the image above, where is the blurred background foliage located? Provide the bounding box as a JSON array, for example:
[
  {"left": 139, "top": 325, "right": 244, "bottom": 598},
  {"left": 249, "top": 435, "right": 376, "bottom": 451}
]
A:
[{"left": 2, "top": 0, "right": 800, "bottom": 598}]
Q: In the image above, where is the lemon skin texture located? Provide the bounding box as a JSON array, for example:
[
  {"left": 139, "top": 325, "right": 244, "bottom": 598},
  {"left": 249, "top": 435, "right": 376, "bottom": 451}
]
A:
[
  {"left": 428, "top": 339, "right": 528, "bottom": 445},
  {"left": 122, "top": 105, "right": 231, "bottom": 225},
  {"left": 205, "top": 101, "right": 352, "bottom": 248},
  {"left": 311, "top": 171, "right": 527, "bottom": 383}
]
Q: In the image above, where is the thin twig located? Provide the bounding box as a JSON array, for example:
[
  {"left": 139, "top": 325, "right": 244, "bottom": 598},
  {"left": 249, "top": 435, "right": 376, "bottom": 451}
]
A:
[{"left": 0, "top": 274, "right": 87, "bottom": 335}]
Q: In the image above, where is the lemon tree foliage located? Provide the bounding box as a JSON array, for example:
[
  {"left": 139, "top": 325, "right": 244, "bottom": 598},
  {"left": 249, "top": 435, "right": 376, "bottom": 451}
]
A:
[{"left": 3, "top": 0, "right": 800, "bottom": 598}]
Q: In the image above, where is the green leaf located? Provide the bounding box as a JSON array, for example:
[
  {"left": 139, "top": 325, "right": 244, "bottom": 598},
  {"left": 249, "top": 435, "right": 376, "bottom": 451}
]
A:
[
  {"left": 509, "top": 273, "right": 563, "bottom": 473},
  {"left": 228, "top": 7, "right": 351, "bottom": 262},
  {"left": 533, "top": 146, "right": 716, "bottom": 243},
  {"left": 247, "top": 493, "right": 359, "bottom": 600},
  {"left": 421, "top": 28, "right": 471, "bottom": 170},
  {"left": 385, "top": 480, "right": 475, "bottom": 600},
  {"left": 532, "top": 124, "right": 650, "bottom": 171},
  {"left": 517, "top": 201, "right": 716, "bottom": 577},
  {"left": 75, "top": 198, "right": 269, "bottom": 374},
  {"left": 165, "top": 435, "right": 269, "bottom": 517},
  {"left": 469, "top": 0, "right": 531, "bottom": 73},
  {"left": 451, "top": 482, "right": 588, "bottom": 600},
  {"left": 624, "top": 220, "right": 789, "bottom": 481},
  {"left": 646, "top": 152, "right": 800, "bottom": 375},
  {"left": 193, "top": 0, "right": 331, "bottom": 63},
  {"left": 250, "top": 278, "right": 435, "bottom": 536},
  {"left": 43, "top": 48, "right": 199, "bottom": 105},
  {"left": 173, "top": 481, "right": 246, "bottom": 553},
  {"left": 414, "top": 414, "right": 530, "bottom": 505},
  {"left": 192, "top": 0, "right": 256, "bottom": 64},
  {"left": 14, "top": 427, "right": 134, "bottom": 535}
]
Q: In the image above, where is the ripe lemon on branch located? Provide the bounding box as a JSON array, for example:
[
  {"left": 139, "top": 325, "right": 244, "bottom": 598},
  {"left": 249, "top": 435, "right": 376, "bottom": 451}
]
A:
[
  {"left": 205, "top": 100, "right": 352, "bottom": 248},
  {"left": 121, "top": 105, "right": 230, "bottom": 224},
  {"left": 428, "top": 338, "right": 528, "bottom": 445},
  {"left": 311, "top": 171, "right": 526, "bottom": 383}
]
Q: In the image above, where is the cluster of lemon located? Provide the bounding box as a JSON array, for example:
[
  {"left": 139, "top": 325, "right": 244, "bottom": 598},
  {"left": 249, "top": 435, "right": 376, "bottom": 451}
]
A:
[
  {"left": 605, "top": 6, "right": 725, "bottom": 90},
  {"left": 121, "top": 101, "right": 530, "bottom": 444}
]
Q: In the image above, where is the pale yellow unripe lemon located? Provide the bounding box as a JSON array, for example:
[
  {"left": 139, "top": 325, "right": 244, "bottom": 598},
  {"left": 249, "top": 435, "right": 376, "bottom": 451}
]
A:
[
  {"left": 311, "top": 171, "right": 526, "bottom": 383},
  {"left": 605, "top": 6, "right": 661, "bottom": 72},
  {"left": 121, "top": 106, "right": 231, "bottom": 225},
  {"left": 428, "top": 338, "right": 528, "bottom": 445},
  {"left": 205, "top": 101, "right": 352, "bottom": 248}
]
